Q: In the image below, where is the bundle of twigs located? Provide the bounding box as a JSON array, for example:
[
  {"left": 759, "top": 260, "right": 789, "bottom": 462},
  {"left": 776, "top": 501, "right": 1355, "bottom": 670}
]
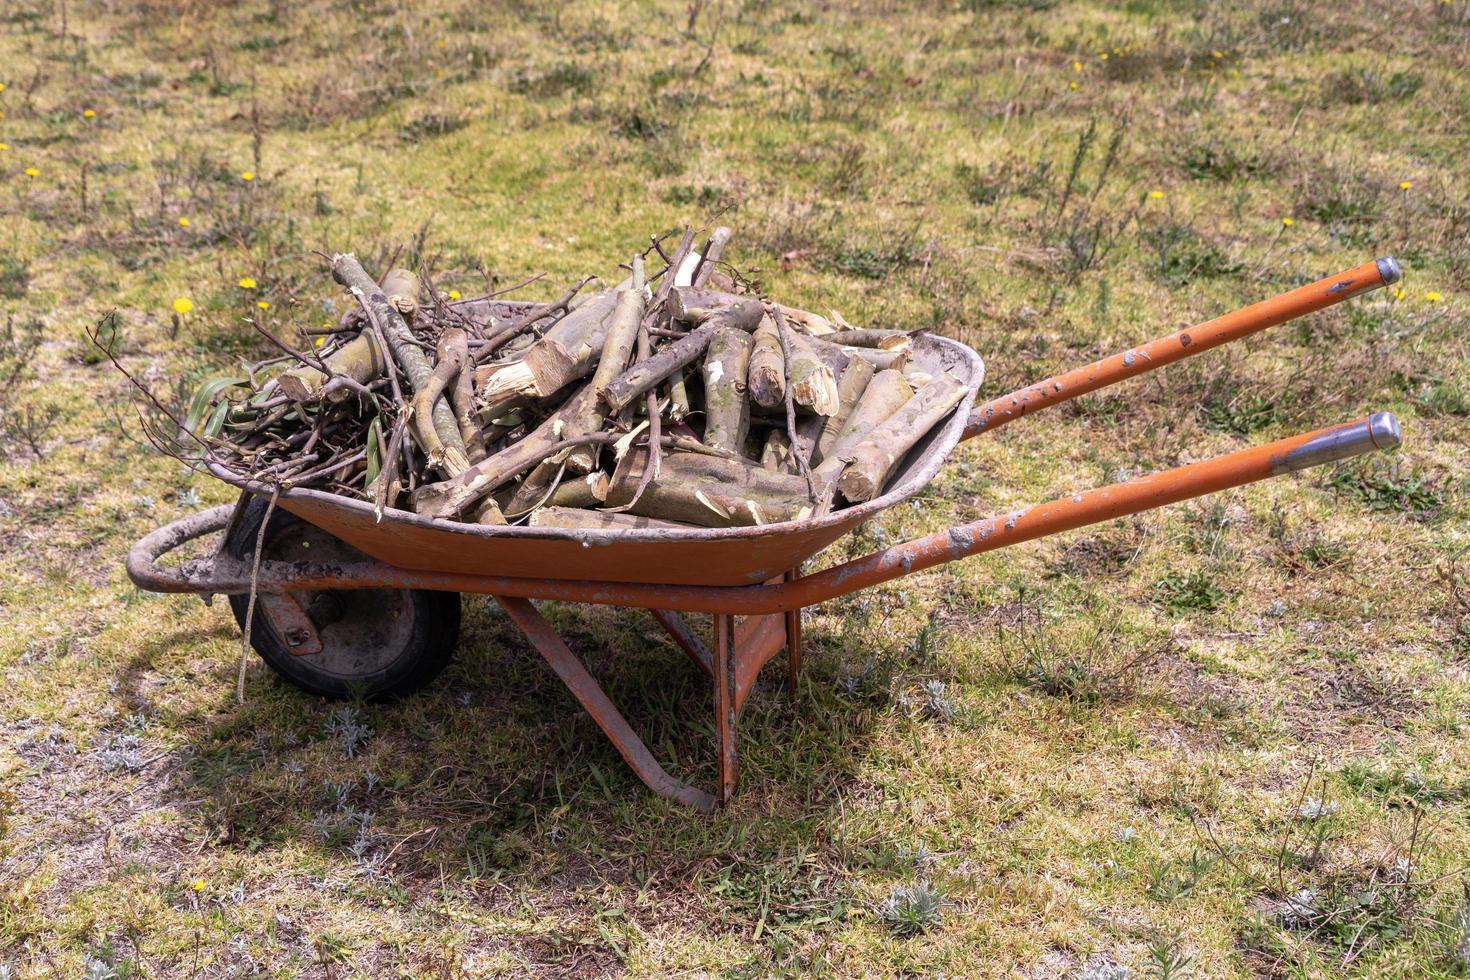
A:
[{"left": 122, "top": 227, "right": 965, "bottom": 530}]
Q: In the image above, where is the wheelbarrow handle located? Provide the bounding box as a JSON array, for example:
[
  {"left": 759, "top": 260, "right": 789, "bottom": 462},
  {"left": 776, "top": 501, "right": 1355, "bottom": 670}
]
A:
[
  {"left": 127, "top": 414, "right": 1400, "bottom": 616},
  {"left": 963, "top": 257, "right": 1401, "bottom": 439}
]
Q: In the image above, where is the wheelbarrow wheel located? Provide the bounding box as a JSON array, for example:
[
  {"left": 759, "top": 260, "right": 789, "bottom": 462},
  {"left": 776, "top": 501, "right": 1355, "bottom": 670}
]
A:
[{"left": 224, "top": 496, "right": 459, "bottom": 700}]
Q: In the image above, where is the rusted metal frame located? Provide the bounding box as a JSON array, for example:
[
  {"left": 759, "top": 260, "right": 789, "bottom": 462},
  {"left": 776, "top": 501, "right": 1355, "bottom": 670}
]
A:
[
  {"left": 712, "top": 613, "right": 739, "bottom": 804},
  {"left": 785, "top": 568, "right": 802, "bottom": 695},
  {"left": 494, "top": 596, "right": 716, "bottom": 811},
  {"left": 127, "top": 413, "right": 1399, "bottom": 617},
  {"left": 649, "top": 609, "right": 713, "bottom": 677},
  {"left": 963, "top": 257, "right": 1400, "bottom": 439},
  {"left": 258, "top": 593, "right": 323, "bottom": 655}
]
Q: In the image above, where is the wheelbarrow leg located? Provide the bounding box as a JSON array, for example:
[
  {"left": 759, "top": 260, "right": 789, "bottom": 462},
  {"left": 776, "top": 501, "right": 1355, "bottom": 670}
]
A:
[
  {"left": 712, "top": 612, "right": 739, "bottom": 805},
  {"left": 495, "top": 596, "right": 716, "bottom": 812},
  {"left": 785, "top": 568, "right": 802, "bottom": 696}
]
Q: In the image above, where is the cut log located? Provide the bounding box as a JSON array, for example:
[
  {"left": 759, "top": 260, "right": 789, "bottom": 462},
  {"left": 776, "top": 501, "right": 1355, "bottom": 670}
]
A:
[
  {"left": 775, "top": 304, "right": 835, "bottom": 336},
  {"left": 812, "top": 369, "right": 915, "bottom": 481},
  {"left": 476, "top": 288, "right": 618, "bottom": 408},
  {"left": 276, "top": 332, "right": 386, "bottom": 403},
  {"left": 599, "top": 296, "right": 763, "bottom": 413},
  {"left": 812, "top": 357, "right": 875, "bottom": 466},
  {"left": 412, "top": 384, "right": 601, "bottom": 518},
  {"left": 380, "top": 267, "right": 420, "bottom": 317},
  {"left": 788, "top": 334, "right": 841, "bottom": 416},
  {"left": 605, "top": 448, "right": 814, "bottom": 528},
  {"left": 507, "top": 265, "right": 646, "bottom": 511},
  {"left": 543, "top": 471, "right": 610, "bottom": 510},
  {"left": 528, "top": 507, "right": 693, "bottom": 531},
  {"left": 825, "top": 328, "right": 916, "bottom": 349},
  {"left": 835, "top": 375, "right": 968, "bottom": 502},
  {"left": 760, "top": 428, "right": 793, "bottom": 473},
  {"left": 702, "top": 325, "right": 752, "bottom": 454},
  {"left": 746, "top": 315, "right": 786, "bottom": 409},
  {"left": 330, "top": 253, "right": 466, "bottom": 466},
  {"left": 807, "top": 334, "right": 908, "bottom": 372},
  {"left": 409, "top": 327, "right": 471, "bottom": 476}
]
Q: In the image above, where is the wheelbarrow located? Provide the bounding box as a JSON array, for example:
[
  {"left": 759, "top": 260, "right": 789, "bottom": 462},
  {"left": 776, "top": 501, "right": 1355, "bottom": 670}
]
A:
[{"left": 127, "top": 258, "right": 1404, "bottom": 811}]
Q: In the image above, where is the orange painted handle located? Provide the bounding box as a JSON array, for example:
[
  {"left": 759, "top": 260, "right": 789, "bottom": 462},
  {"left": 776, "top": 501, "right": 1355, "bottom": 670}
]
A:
[
  {"left": 128, "top": 415, "right": 1401, "bottom": 615},
  {"left": 964, "top": 257, "right": 1401, "bottom": 439}
]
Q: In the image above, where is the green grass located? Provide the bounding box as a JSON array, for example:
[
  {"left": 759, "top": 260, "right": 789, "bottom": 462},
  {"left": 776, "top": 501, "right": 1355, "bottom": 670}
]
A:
[{"left": 1, "top": 0, "right": 1468, "bottom": 976}]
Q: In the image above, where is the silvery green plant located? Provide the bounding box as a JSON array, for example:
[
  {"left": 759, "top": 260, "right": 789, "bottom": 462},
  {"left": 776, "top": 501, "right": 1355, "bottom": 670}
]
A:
[{"left": 878, "top": 880, "right": 950, "bottom": 937}]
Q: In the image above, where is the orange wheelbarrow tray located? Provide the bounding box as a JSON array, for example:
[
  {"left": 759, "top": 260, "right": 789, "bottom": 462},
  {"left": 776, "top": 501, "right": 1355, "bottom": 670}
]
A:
[{"left": 127, "top": 258, "right": 1403, "bottom": 811}]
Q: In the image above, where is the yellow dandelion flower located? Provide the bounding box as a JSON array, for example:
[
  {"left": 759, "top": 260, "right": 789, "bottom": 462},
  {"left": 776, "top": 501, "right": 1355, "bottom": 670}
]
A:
[
  {"left": 1426, "top": 291, "right": 1442, "bottom": 302},
  {"left": 1100, "top": 52, "right": 1109, "bottom": 60},
  {"left": 240, "top": 171, "right": 255, "bottom": 182},
  {"left": 23, "top": 166, "right": 38, "bottom": 177},
  {"left": 1073, "top": 60, "right": 1082, "bottom": 72},
  {"left": 447, "top": 289, "right": 461, "bottom": 301},
  {"left": 1392, "top": 287, "right": 1405, "bottom": 301},
  {"left": 1399, "top": 180, "right": 1412, "bottom": 191},
  {"left": 0, "top": 83, "right": 6, "bottom": 93},
  {"left": 314, "top": 335, "right": 326, "bottom": 347},
  {"left": 192, "top": 879, "right": 206, "bottom": 891},
  {"left": 178, "top": 216, "right": 191, "bottom": 227},
  {"left": 1148, "top": 189, "right": 1164, "bottom": 200},
  {"left": 0, "top": 143, "right": 9, "bottom": 151},
  {"left": 1281, "top": 217, "right": 1294, "bottom": 227},
  {"left": 1069, "top": 81, "right": 1079, "bottom": 90},
  {"left": 256, "top": 300, "right": 270, "bottom": 310},
  {"left": 1212, "top": 50, "right": 1223, "bottom": 58},
  {"left": 83, "top": 108, "right": 96, "bottom": 118},
  {"left": 172, "top": 297, "right": 194, "bottom": 315},
  {"left": 237, "top": 276, "right": 257, "bottom": 289}
]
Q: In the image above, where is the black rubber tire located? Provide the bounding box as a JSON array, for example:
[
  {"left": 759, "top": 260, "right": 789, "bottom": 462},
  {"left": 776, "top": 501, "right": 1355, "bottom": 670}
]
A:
[{"left": 225, "top": 496, "right": 459, "bottom": 700}]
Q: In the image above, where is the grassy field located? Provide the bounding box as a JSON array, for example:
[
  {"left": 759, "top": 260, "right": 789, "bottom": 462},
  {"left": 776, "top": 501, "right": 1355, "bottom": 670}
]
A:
[{"left": 2, "top": 0, "right": 1468, "bottom": 975}]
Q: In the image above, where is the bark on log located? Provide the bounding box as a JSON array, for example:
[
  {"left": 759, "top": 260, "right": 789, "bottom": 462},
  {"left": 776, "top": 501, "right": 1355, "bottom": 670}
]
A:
[
  {"left": 812, "top": 369, "right": 915, "bottom": 481},
  {"left": 276, "top": 332, "right": 387, "bottom": 403},
  {"left": 542, "top": 471, "right": 610, "bottom": 509},
  {"left": 702, "top": 325, "right": 752, "bottom": 454},
  {"left": 807, "top": 334, "right": 908, "bottom": 373},
  {"left": 776, "top": 304, "right": 834, "bottom": 336},
  {"left": 746, "top": 316, "right": 786, "bottom": 409},
  {"left": 411, "top": 384, "right": 601, "bottom": 518},
  {"left": 599, "top": 297, "right": 763, "bottom": 413},
  {"left": 476, "top": 288, "right": 618, "bottom": 408},
  {"left": 760, "top": 428, "right": 793, "bottom": 473},
  {"left": 380, "top": 267, "right": 420, "bottom": 317},
  {"left": 506, "top": 264, "right": 647, "bottom": 512},
  {"left": 835, "top": 375, "right": 967, "bottom": 502},
  {"left": 528, "top": 507, "right": 692, "bottom": 531},
  {"left": 330, "top": 253, "right": 465, "bottom": 465},
  {"left": 605, "top": 448, "right": 814, "bottom": 527},
  {"left": 409, "top": 327, "right": 472, "bottom": 476},
  {"left": 825, "top": 328, "right": 915, "bottom": 349},
  {"left": 811, "top": 357, "right": 874, "bottom": 466},
  {"left": 788, "top": 334, "right": 841, "bottom": 416}
]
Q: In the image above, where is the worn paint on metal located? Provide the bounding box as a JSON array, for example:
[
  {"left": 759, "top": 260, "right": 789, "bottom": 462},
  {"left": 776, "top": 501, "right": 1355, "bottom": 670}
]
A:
[{"left": 962, "top": 258, "right": 1398, "bottom": 438}]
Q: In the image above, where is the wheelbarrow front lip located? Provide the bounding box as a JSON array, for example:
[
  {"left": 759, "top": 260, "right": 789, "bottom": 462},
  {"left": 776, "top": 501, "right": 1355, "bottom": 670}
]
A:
[{"left": 206, "top": 332, "right": 986, "bottom": 550}]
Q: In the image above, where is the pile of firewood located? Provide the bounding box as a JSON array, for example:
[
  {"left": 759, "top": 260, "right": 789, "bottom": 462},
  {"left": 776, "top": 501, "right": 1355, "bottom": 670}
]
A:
[{"left": 178, "top": 228, "right": 967, "bottom": 530}]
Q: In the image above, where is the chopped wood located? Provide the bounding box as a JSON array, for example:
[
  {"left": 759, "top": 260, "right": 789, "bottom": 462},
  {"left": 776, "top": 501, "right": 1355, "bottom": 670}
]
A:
[
  {"left": 605, "top": 448, "right": 814, "bottom": 527},
  {"left": 599, "top": 296, "right": 763, "bottom": 413},
  {"left": 701, "top": 325, "right": 752, "bottom": 454},
  {"left": 746, "top": 315, "right": 786, "bottom": 409},
  {"left": 812, "top": 357, "right": 875, "bottom": 466},
  {"left": 788, "top": 334, "right": 841, "bottom": 416},
  {"left": 171, "top": 227, "right": 971, "bottom": 539},
  {"left": 276, "top": 332, "right": 387, "bottom": 403},
  {"left": 528, "top": 507, "right": 692, "bottom": 531},
  {"left": 330, "top": 252, "right": 465, "bottom": 464},
  {"left": 834, "top": 374, "right": 967, "bottom": 502},
  {"left": 812, "top": 368, "right": 914, "bottom": 481}
]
